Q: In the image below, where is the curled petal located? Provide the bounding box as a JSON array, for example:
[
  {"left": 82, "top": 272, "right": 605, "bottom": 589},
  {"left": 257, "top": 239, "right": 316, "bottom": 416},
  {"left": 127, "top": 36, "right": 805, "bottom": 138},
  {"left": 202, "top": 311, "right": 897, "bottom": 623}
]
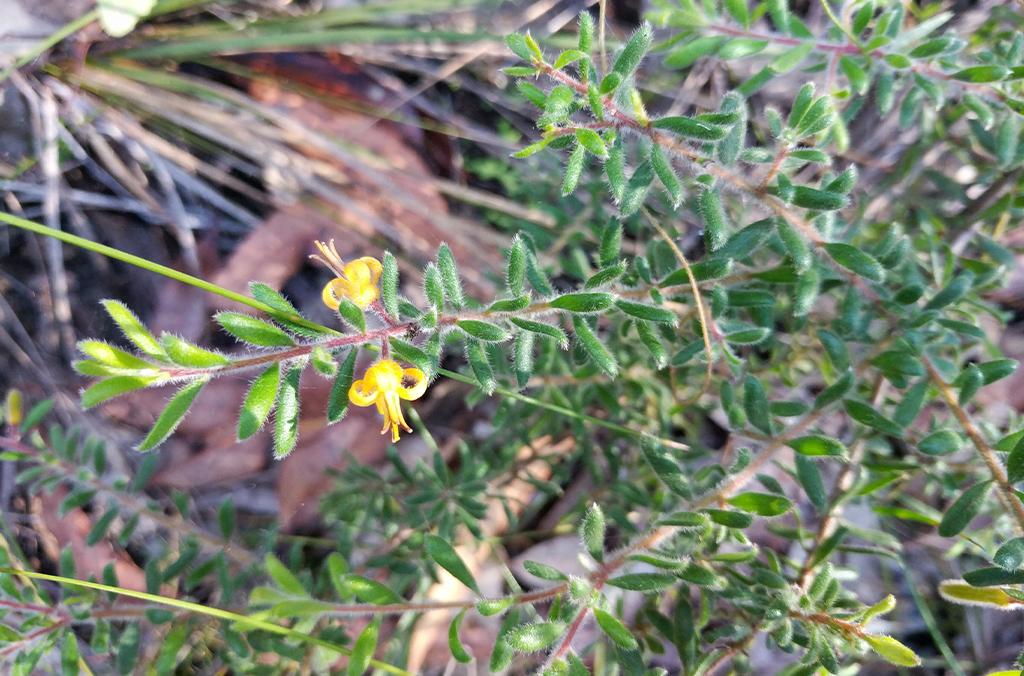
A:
[
  {"left": 353, "top": 257, "right": 383, "bottom": 285},
  {"left": 398, "top": 368, "right": 428, "bottom": 401},
  {"left": 348, "top": 379, "right": 379, "bottom": 407},
  {"left": 321, "top": 279, "right": 344, "bottom": 311}
]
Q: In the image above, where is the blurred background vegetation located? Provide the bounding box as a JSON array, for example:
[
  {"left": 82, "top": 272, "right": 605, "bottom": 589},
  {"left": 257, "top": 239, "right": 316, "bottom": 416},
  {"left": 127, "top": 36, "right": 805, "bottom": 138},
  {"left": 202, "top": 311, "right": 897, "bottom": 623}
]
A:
[{"left": 1, "top": 0, "right": 1023, "bottom": 673}]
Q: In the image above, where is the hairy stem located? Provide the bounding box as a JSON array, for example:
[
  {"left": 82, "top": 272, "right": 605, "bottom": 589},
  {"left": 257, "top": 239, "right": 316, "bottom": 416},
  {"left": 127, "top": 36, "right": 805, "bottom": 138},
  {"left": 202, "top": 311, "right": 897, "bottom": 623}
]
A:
[{"left": 922, "top": 356, "right": 1024, "bottom": 534}]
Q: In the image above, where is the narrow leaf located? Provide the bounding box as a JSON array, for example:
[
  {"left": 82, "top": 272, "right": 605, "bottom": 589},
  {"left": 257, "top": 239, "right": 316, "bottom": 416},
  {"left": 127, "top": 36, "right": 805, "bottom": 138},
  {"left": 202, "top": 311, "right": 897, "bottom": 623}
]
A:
[{"left": 138, "top": 379, "right": 207, "bottom": 451}]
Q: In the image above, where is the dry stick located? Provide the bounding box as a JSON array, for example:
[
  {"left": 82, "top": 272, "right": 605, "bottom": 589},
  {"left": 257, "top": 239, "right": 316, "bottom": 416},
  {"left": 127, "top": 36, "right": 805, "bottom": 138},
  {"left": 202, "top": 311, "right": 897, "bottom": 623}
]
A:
[
  {"left": 643, "top": 208, "right": 715, "bottom": 403},
  {"left": 922, "top": 357, "right": 1024, "bottom": 535}
]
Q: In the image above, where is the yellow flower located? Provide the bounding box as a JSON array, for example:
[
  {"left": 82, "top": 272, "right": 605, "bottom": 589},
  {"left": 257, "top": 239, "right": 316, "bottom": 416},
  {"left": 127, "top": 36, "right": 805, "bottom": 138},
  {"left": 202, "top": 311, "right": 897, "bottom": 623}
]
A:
[
  {"left": 311, "top": 239, "right": 383, "bottom": 310},
  {"left": 348, "top": 359, "right": 428, "bottom": 442}
]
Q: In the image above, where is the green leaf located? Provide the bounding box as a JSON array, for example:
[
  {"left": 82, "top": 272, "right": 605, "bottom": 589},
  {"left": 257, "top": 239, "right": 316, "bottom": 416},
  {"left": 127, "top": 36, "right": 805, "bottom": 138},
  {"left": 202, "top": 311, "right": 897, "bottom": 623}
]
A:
[
  {"left": 580, "top": 503, "right": 606, "bottom": 562},
  {"left": 486, "top": 296, "right": 531, "bottom": 313},
  {"left": 957, "top": 363, "right": 983, "bottom": 405},
  {"left": 327, "top": 349, "right": 357, "bottom": 424},
  {"left": 1008, "top": 435, "right": 1024, "bottom": 484},
  {"left": 665, "top": 36, "right": 726, "bottom": 69},
  {"left": 698, "top": 186, "right": 728, "bottom": 252},
  {"left": 238, "top": 364, "right": 281, "bottom": 440},
  {"left": 506, "top": 33, "right": 533, "bottom": 61},
  {"left": 725, "top": 326, "right": 772, "bottom": 345},
  {"left": 265, "top": 553, "right": 306, "bottom": 595},
  {"left": 466, "top": 339, "right": 496, "bottom": 395},
  {"left": 963, "top": 567, "right": 1024, "bottom": 586},
  {"left": 636, "top": 320, "right": 668, "bottom": 369},
  {"left": 652, "top": 116, "right": 727, "bottom": 140},
  {"left": 424, "top": 534, "right": 479, "bottom": 593},
  {"left": 115, "top": 623, "right": 140, "bottom": 674},
  {"left": 641, "top": 437, "right": 691, "bottom": 497},
  {"left": 776, "top": 218, "right": 812, "bottom": 272},
  {"left": 342, "top": 575, "right": 403, "bottom": 605},
  {"left": 594, "top": 608, "right": 638, "bottom": 649},
  {"left": 994, "top": 537, "right": 1024, "bottom": 571},
  {"left": 743, "top": 375, "right": 771, "bottom": 434},
  {"left": 924, "top": 271, "right": 974, "bottom": 310},
  {"left": 19, "top": 398, "right": 53, "bottom": 432},
  {"left": 838, "top": 55, "right": 869, "bottom": 94},
  {"left": 549, "top": 292, "right": 614, "bottom": 313},
  {"left": 273, "top": 366, "right": 302, "bottom": 459},
  {"left": 336, "top": 298, "right": 366, "bottom": 333},
  {"left": 513, "top": 138, "right": 550, "bottom": 159},
  {"left": 161, "top": 335, "right": 229, "bottom": 368},
  {"left": 77, "top": 340, "right": 152, "bottom": 371},
  {"left": 523, "top": 560, "right": 567, "bottom": 581},
  {"left": 818, "top": 329, "right": 850, "bottom": 371},
  {"left": 81, "top": 376, "right": 158, "bottom": 409},
  {"left": 977, "top": 358, "right": 1018, "bottom": 385},
  {"left": 348, "top": 619, "right": 380, "bottom": 676},
  {"left": 788, "top": 435, "right": 845, "bottom": 457},
  {"left": 607, "top": 573, "right": 677, "bottom": 591},
  {"left": 554, "top": 48, "right": 586, "bottom": 70},
  {"left": 509, "top": 318, "right": 568, "bottom": 349},
  {"left": 938, "top": 480, "right": 992, "bottom": 537},
  {"left": 138, "top": 379, "right": 206, "bottom": 451},
  {"left": 843, "top": 399, "right": 902, "bottom": 435},
  {"left": 379, "top": 251, "right": 399, "bottom": 320},
  {"left": 791, "top": 186, "right": 848, "bottom": 211},
  {"left": 718, "top": 37, "right": 769, "bottom": 59},
  {"left": 586, "top": 262, "right": 628, "bottom": 289},
  {"left": 864, "top": 635, "right": 921, "bottom": 668},
  {"left": 60, "top": 487, "right": 97, "bottom": 516},
  {"left": 705, "top": 509, "right": 753, "bottom": 528},
  {"left": 572, "top": 316, "right": 618, "bottom": 377},
  {"left": 477, "top": 598, "right": 513, "bottom": 616},
  {"left": 795, "top": 455, "right": 827, "bottom": 512},
  {"left": 218, "top": 499, "right": 236, "bottom": 539},
  {"left": 561, "top": 142, "right": 586, "bottom": 195},
  {"left": 423, "top": 263, "right": 444, "bottom": 310},
  {"left": 916, "top": 430, "right": 960, "bottom": 456},
  {"left": 952, "top": 65, "right": 1009, "bottom": 83},
  {"left": 448, "top": 610, "right": 473, "bottom": 663},
  {"left": 437, "top": 243, "right": 465, "bottom": 309},
  {"left": 61, "top": 631, "right": 79, "bottom": 675},
  {"left": 612, "top": 22, "right": 651, "bottom": 80},
  {"left": 650, "top": 144, "right": 683, "bottom": 207},
  {"left": 215, "top": 312, "right": 293, "bottom": 347},
  {"left": 506, "top": 237, "right": 527, "bottom": 296},
  {"left": 727, "top": 492, "right": 792, "bottom": 517},
  {"left": 457, "top": 319, "right": 509, "bottom": 342},
  {"left": 771, "top": 42, "right": 813, "bottom": 72},
  {"left": 506, "top": 622, "right": 565, "bottom": 653},
  {"left": 514, "top": 331, "right": 534, "bottom": 388},
  {"left": 575, "top": 128, "right": 608, "bottom": 157},
  {"left": 86, "top": 506, "right": 119, "bottom": 546}
]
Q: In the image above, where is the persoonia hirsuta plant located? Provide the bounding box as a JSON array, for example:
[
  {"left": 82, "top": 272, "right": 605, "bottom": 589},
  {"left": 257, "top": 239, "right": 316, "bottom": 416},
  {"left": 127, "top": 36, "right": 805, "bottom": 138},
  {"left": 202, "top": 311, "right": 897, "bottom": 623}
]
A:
[
  {"left": 74, "top": 235, "right": 688, "bottom": 456},
  {"left": 10, "top": 0, "right": 1024, "bottom": 673}
]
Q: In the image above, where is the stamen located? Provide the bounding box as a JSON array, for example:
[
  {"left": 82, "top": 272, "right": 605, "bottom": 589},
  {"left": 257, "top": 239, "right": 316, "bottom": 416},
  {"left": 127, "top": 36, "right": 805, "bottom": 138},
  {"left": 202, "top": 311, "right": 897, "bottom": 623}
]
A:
[{"left": 311, "top": 239, "right": 347, "bottom": 277}]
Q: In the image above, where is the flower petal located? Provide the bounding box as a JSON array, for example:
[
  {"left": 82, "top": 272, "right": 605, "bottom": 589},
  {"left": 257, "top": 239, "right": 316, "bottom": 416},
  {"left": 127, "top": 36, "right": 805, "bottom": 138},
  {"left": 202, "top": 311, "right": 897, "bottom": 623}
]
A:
[
  {"left": 347, "top": 379, "right": 378, "bottom": 407},
  {"left": 321, "top": 279, "right": 344, "bottom": 310},
  {"left": 386, "top": 390, "right": 412, "bottom": 434},
  {"left": 398, "top": 368, "right": 428, "bottom": 401},
  {"left": 355, "top": 257, "right": 383, "bottom": 285}
]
